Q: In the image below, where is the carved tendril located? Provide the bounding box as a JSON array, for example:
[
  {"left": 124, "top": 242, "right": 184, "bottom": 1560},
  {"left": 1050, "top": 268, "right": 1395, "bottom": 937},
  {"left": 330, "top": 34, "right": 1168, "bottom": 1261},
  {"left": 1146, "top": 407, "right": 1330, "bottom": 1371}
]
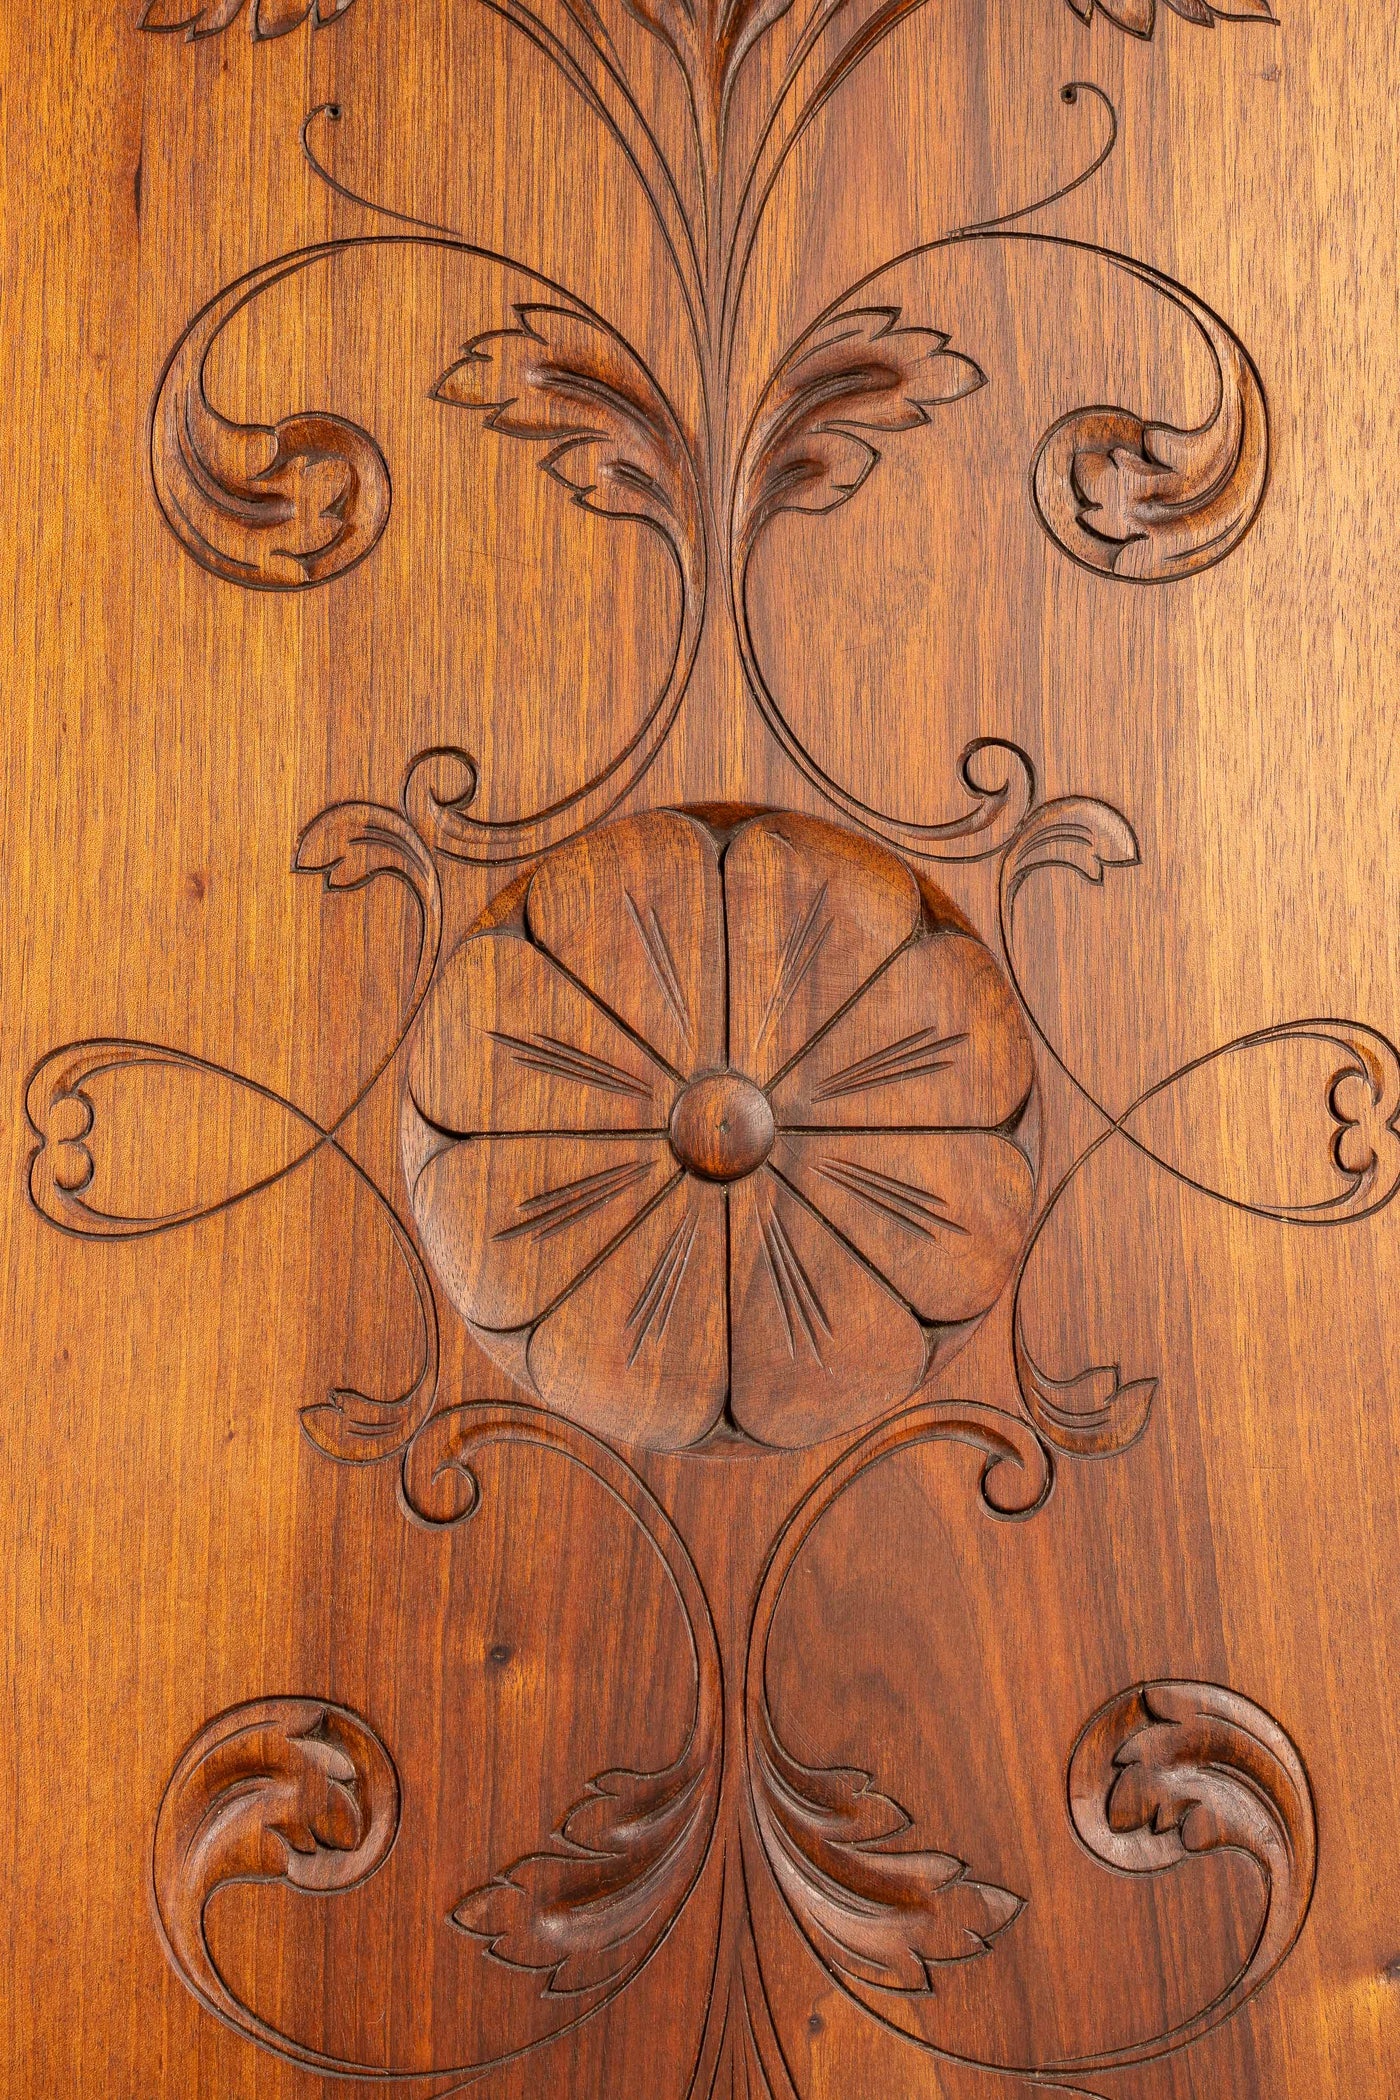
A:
[
  {"left": 25, "top": 786, "right": 446, "bottom": 1463},
  {"left": 402, "top": 1404, "right": 724, "bottom": 2002},
  {"left": 743, "top": 1400, "right": 1050, "bottom": 2003}
]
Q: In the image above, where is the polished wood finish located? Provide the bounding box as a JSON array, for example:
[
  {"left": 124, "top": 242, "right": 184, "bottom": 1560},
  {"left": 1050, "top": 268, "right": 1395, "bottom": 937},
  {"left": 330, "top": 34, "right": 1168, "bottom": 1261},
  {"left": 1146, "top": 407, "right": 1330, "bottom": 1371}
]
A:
[{"left": 5, "top": 1, "right": 1400, "bottom": 2095}]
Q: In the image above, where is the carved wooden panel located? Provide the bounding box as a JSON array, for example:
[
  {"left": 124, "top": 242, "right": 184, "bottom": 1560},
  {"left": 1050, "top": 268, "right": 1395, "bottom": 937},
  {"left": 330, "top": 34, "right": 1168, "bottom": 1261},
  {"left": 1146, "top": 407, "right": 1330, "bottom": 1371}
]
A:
[{"left": 6, "top": 2, "right": 1400, "bottom": 2096}]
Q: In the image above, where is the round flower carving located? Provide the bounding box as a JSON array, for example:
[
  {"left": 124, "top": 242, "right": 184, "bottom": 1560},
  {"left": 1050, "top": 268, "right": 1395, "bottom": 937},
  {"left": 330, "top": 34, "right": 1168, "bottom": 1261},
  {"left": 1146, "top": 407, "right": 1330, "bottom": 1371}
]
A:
[{"left": 404, "top": 809, "right": 1038, "bottom": 1451}]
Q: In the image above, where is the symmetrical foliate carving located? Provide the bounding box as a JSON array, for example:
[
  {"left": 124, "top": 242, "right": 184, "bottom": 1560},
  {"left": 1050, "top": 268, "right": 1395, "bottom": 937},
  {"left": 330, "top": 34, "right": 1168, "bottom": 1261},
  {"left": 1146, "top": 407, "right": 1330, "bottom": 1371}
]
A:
[
  {"left": 143, "top": 0, "right": 1276, "bottom": 858},
  {"left": 46, "top": 0, "right": 1387, "bottom": 2093}
]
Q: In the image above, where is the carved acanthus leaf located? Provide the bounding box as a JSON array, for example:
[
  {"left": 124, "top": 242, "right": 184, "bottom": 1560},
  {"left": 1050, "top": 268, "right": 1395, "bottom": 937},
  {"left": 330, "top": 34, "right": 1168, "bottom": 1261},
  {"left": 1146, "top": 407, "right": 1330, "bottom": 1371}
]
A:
[
  {"left": 1063, "top": 1680, "right": 1314, "bottom": 2068},
  {"left": 735, "top": 308, "right": 984, "bottom": 560},
  {"left": 434, "top": 305, "right": 703, "bottom": 589},
  {"left": 749, "top": 1702, "right": 1023, "bottom": 1990},
  {"left": 453, "top": 1752, "right": 716, "bottom": 1993},
  {"left": 1064, "top": 0, "right": 1275, "bottom": 33},
  {"left": 402, "top": 1405, "right": 723, "bottom": 1996},
  {"left": 153, "top": 1700, "right": 399, "bottom": 2053},
  {"left": 141, "top": 0, "right": 356, "bottom": 37},
  {"left": 152, "top": 260, "right": 390, "bottom": 588},
  {"left": 1032, "top": 272, "right": 1267, "bottom": 580}
]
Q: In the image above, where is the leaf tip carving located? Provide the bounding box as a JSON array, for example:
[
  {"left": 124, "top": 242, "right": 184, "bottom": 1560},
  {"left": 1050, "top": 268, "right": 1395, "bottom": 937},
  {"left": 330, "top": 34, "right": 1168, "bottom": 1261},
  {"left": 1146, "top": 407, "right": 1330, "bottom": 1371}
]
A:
[
  {"left": 300, "top": 1383, "right": 437, "bottom": 1464},
  {"left": 749, "top": 1703, "right": 1025, "bottom": 1992},
  {"left": 1064, "top": 0, "right": 1275, "bottom": 36},
  {"left": 1015, "top": 1339, "right": 1157, "bottom": 1458},
  {"left": 141, "top": 0, "right": 358, "bottom": 40},
  {"left": 294, "top": 798, "right": 437, "bottom": 894},
  {"left": 1002, "top": 796, "right": 1141, "bottom": 922}
]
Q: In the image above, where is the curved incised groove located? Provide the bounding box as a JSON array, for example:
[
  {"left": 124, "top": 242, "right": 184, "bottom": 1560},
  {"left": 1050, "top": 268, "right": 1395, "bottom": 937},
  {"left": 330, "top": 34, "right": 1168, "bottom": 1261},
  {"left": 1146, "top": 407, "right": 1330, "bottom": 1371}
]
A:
[
  {"left": 742, "top": 1399, "right": 1049, "bottom": 2002},
  {"left": 1059, "top": 1679, "right": 1315, "bottom": 2070},
  {"left": 685, "top": 1848, "right": 802, "bottom": 2099},
  {"left": 390, "top": 627, "right": 703, "bottom": 867},
  {"left": 403, "top": 1402, "right": 724, "bottom": 2000},
  {"left": 152, "top": 1699, "right": 401, "bottom": 2068},
  {"left": 155, "top": 237, "right": 709, "bottom": 858},
  {"left": 26, "top": 793, "right": 443, "bottom": 1458},
  {"left": 960, "top": 83, "right": 1119, "bottom": 238},
  {"left": 743, "top": 1447, "right": 1314, "bottom": 2078},
  {"left": 1000, "top": 802, "right": 1400, "bottom": 1450},
  {"left": 293, "top": 793, "right": 445, "bottom": 1033},
  {"left": 720, "top": 0, "right": 942, "bottom": 375},
  {"left": 1115, "top": 1020, "right": 1400, "bottom": 1227},
  {"left": 1007, "top": 1014, "right": 1400, "bottom": 1460},
  {"left": 24, "top": 1039, "right": 440, "bottom": 1464},
  {"left": 1001, "top": 803, "right": 1400, "bottom": 1222},
  {"left": 726, "top": 304, "right": 1034, "bottom": 856},
  {"left": 727, "top": 297, "right": 1032, "bottom": 850},
  {"left": 1009, "top": 1136, "right": 1159, "bottom": 1460},
  {"left": 473, "top": 0, "right": 710, "bottom": 368},
  {"left": 732, "top": 584, "right": 1038, "bottom": 858},
  {"left": 1030, "top": 249, "right": 1269, "bottom": 581}
]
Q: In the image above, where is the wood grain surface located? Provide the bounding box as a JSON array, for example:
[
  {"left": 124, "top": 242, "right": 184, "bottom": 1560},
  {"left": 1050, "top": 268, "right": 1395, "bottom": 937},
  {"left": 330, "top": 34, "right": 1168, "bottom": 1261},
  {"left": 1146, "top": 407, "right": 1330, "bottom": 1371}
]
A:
[{"left": 4, "top": 1, "right": 1400, "bottom": 2095}]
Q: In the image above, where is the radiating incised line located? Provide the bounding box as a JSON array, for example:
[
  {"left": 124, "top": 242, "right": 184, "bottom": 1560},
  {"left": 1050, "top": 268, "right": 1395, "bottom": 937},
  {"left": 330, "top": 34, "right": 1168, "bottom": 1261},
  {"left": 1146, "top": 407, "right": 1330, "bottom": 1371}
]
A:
[
  {"left": 488, "top": 1028, "right": 654, "bottom": 1099},
  {"left": 759, "top": 1200, "right": 831, "bottom": 1362},
  {"left": 756, "top": 885, "right": 832, "bottom": 1051},
  {"left": 815, "top": 1157, "right": 969, "bottom": 1236},
  {"left": 625, "top": 889, "right": 693, "bottom": 1045},
  {"left": 626, "top": 1209, "right": 700, "bottom": 1361},
  {"left": 812, "top": 1027, "right": 967, "bottom": 1101},
  {"left": 494, "top": 1159, "right": 656, "bottom": 1241}
]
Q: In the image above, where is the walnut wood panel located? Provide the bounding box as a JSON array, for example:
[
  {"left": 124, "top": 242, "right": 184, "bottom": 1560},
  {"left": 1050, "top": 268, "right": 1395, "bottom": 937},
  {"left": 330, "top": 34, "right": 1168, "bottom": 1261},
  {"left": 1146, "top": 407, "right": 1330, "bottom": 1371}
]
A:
[{"left": 4, "top": 3, "right": 1400, "bottom": 2098}]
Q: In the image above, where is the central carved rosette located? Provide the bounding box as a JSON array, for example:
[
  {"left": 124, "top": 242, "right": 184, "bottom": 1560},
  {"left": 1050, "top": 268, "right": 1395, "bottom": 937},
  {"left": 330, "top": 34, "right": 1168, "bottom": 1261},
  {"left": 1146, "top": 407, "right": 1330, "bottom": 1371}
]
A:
[{"left": 403, "top": 808, "right": 1038, "bottom": 1451}]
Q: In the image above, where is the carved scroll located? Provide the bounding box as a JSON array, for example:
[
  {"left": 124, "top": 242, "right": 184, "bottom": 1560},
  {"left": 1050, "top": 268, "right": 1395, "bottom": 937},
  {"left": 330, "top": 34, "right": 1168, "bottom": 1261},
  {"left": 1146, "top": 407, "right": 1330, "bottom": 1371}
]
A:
[
  {"left": 1061, "top": 1679, "right": 1315, "bottom": 2069},
  {"left": 152, "top": 253, "right": 391, "bottom": 589},
  {"left": 153, "top": 1699, "right": 400, "bottom": 2065}
]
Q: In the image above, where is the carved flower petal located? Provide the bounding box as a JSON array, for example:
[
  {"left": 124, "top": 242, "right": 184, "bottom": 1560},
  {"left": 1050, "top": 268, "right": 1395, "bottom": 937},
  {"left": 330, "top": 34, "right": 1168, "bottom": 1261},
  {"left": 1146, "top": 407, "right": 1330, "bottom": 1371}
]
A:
[
  {"left": 410, "top": 929, "right": 676, "bottom": 1135},
  {"left": 773, "top": 1130, "right": 1034, "bottom": 1323},
  {"left": 770, "top": 931, "right": 1034, "bottom": 1130},
  {"left": 411, "top": 1135, "right": 675, "bottom": 1332},
  {"left": 728, "top": 1169, "right": 926, "bottom": 1447},
  {"left": 526, "top": 810, "right": 725, "bottom": 1078},
  {"left": 724, "top": 814, "right": 922, "bottom": 1088},
  {"left": 528, "top": 1176, "right": 728, "bottom": 1448}
]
